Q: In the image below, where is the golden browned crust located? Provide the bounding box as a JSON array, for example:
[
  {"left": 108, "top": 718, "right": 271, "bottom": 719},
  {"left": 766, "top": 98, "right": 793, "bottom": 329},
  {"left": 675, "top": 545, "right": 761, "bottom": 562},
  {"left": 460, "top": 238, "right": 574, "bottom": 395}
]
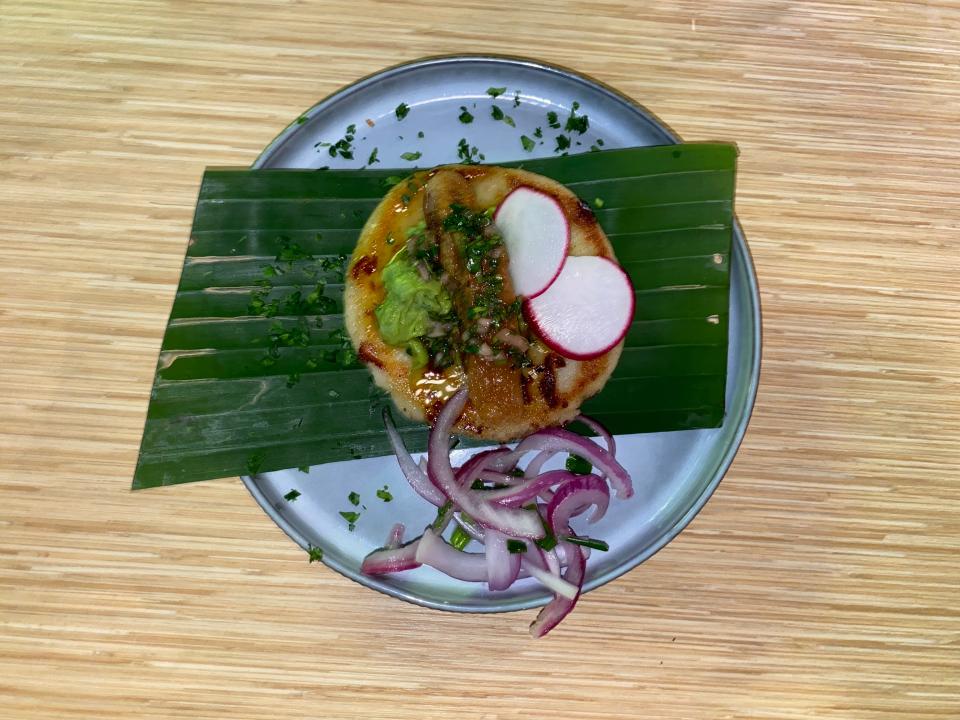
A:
[{"left": 343, "top": 165, "right": 623, "bottom": 441}]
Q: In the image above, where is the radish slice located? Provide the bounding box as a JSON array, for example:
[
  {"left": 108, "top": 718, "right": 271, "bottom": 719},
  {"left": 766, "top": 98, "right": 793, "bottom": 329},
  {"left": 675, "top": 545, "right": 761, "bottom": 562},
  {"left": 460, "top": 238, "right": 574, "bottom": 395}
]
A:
[
  {"left": 524, "top": 255, "right": 635, "bottom": 360},
  {"left": 493, "top": 186, "right": 570, "bottom": 298}
]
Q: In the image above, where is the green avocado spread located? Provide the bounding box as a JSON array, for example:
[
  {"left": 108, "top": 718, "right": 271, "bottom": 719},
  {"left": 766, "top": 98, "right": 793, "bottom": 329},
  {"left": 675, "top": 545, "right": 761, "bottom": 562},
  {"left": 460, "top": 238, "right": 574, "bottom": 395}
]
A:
[{"left": 374, "top": 250, "right": 451, "bottom": 348}]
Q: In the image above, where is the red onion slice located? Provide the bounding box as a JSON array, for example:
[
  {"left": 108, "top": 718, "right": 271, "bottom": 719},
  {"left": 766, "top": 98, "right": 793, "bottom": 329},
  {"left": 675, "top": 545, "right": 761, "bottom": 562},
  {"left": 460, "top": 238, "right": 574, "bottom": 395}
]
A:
[
  {"left": 484, "top": 529, "right": 521, "bottom": 591},
  {"left": 427, "top": 389, "right": 545, "bottom": 539},
  {"left": 546, "top": 474, "right": 611, "bottom": 534},
  {"left": 513, "top": 427, "right": 633, "bottom": 499},
  {"left": 414, "top": 528, "right": 489, "bottom": 582},
  {"left": 573, "top": 414, "right": 617, "bottom": 456},
  {"left": 455, "top": 448, "right": 512, "bottom": 487},
  {"left": 383, "top": 409, "right": 446, "bottom": 507},
  {"left": 385, "top": 523, "right": 406, "bottom": 549},
  {"left": 529, "top": 542, "right": 586, "bottom": 638},
  {"left": 478, "top": 469, "right": 521, "bottom": 485},
  {"left": 483, "top": 470, "right": 578, "bottom": 507},
  {"left": 361, "top": 539, "right": 422, "bottom": 575},
  {"left": 524, "top": 450, "right": 557, "bottom": 478},
  {"left": 522, "top": 559, "right": 578, "bottom": 600}
]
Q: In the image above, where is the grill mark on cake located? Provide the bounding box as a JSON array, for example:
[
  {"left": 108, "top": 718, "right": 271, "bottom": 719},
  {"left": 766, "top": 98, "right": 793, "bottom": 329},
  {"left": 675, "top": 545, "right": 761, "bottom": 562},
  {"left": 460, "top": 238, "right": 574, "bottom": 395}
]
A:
[{"left": 351, "top": 255, "right": 377, "bottom": 279}]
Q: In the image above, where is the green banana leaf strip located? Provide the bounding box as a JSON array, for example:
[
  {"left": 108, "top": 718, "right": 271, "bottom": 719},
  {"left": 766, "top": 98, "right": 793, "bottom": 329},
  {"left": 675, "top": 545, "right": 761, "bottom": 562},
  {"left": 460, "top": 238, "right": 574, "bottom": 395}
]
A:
[{"left": 134, "top": 143, "right": 737, "bottom": 489}]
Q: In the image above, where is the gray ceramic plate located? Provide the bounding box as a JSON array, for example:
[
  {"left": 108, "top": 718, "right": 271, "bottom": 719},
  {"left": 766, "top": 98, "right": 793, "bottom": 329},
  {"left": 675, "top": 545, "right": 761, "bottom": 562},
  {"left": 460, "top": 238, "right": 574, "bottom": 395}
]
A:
[{"left": 243, "top": 55, "right": 760, "bottom": 612}]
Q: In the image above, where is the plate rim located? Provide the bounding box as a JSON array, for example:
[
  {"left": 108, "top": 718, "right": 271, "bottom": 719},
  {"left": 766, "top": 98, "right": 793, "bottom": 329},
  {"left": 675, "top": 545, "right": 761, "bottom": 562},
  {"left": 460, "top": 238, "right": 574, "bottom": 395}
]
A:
[{"left": 242, "top": 54, "right": 762, "bottom": 613}]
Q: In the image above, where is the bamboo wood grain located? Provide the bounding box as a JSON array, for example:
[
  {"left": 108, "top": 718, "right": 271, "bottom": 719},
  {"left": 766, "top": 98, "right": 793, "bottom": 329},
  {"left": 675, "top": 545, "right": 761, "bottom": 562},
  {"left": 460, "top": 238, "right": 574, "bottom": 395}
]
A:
[{"left": 1, "top": 1, "right": 958, "bottom": 718}]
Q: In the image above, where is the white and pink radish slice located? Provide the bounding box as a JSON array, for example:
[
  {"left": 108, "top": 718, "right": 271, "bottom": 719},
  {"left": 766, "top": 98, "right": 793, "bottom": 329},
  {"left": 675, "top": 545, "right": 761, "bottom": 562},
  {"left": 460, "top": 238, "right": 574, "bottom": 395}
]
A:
[
  {"left": 524, "top": 256, "right": 635, "bottom": 360},
  {"left": 493, "top": 186, "right": 569, "bottom": 298}
]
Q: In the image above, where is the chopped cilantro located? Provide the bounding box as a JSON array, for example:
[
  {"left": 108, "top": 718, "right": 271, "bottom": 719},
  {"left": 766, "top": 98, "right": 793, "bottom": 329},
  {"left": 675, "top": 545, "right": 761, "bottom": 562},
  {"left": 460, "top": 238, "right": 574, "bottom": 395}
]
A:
[
  {"left": 307, "top": 545, "right": 324, "bottom": 562},
  {"left": 565, "top": 454, "right": 592, "bottom": 475},
  {"left": 367, "top": 147, "right": 379, "bottom": 165},
  {"left": 546, "top": 111, "right": 561, "bottom": 129},
  {"left": 456, "top": 138, "right": 483, "bottom": 164},
  {"left": 383, "top": 175, "right": 405, "bottom": 187},
  {"left": 597, "top": 138, "right": 605, "bottom": 146},
  {"left": 417, "top": 130, "right": 424, "bottom": 138},
  {"left": 297, "top": 465, "right": 310, "bottom": 473},
  {"left": 284, "top": 489, "right": 301, "bottom": 502},
  {"left": 458, "top": 106, "right": 474, "bottom": 123},
  {"left": 486, "top": 86, "right": 506, "bottom": 97},
  {"left": 400, "top": 151, "right": 422, "bottom": 162},
  {"left": 296, "top": 116, "right": 308, "bottom": 125},
  {"left": 323, "top": 122, "right": 357, "bottom": 159},
  {"left": 376, "top": 486, "right": 393, "bottom": 502},
  {"left": 395, "top": 102, "right": 410, "bottom": 120},
  {"left": 490, "top": 106, "right": 516, "bottom": 127},
  {"left": 589, "top": 144, "right": 601, "bottom": 152},
  {"left": 593, "top": 197, "right": 605, "bottom": 209},
  {"left": 348, "top": 491, "right": 360, "bottom": 506},
  {"left": 339, "top": 510, "right": 360, "bottom": 527},
  {"left": 555, "top": 134, "right": 571, "bottom": 152},
  {"left": 513, "top": 90, "right": 521, "bottom": 107},
  {"left": 564, "top": 101, "right": 589, "bottom": 134},
  {"left": 533, "top": 126, "right": 543, "bottom": 138},
  {"left": 520, "top": 135, "right": 535, "bottom": 152},
  {"left": 507, "top": 540, "right": 528, "bottom": 554},
  {"left": 245, "top": 452, "right": 264, "bottom": 475},
  {"left": 285, "top": 371, "right": 300, "bottom": 388}
]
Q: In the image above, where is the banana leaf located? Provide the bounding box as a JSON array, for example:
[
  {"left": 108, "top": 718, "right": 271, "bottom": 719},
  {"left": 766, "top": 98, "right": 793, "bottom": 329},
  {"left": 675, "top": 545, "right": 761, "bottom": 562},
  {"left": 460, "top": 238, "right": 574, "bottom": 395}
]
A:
[{"left": 134, "top": 143, "right": 737, "bottom": 489}]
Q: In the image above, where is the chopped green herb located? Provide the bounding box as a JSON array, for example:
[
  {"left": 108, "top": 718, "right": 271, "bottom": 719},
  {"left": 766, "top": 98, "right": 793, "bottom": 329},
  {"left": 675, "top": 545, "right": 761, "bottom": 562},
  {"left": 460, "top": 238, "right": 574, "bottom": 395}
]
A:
[
  {"left": 283, "top": 489, "right": 301, "bottom": 502},
  {"left": 376, "top": 486, "right": 393, "bottom": 502},
  {"left": 395, "top": 102, "right": 410, "bottom": 120},
  {"left": 367, "top": 147, "right": 379, "bottom": 165},
  {"left": 533, "top": 127, "right": 543, "bottom": 138},
  {"left": 383, "top": 175, "right": 405, "bottom": 187},
  {"left": 348, "top": 491, "right": 360, "bottom": 506},
  {"left": 458, "top": 106, "right": 474, "bottom": 123},
  {"left": 245, "top": 452, "right": 264, "bottom": 475},
  {"left": 589, "top": 144, "right": 601, "bottom": 152},
  {"left": 450, "top": 525, "right": 472, "bottom": 551},
  {"left": 555, "top": 134, "right": 571, "bottom": 152},
  {"left": 513, "top": 90, "right": 521, "bottom": 107},
  {"left": 339, "top": 510, "right": 360, "bottom": 529},
  {"left": 486, "top": 86, "right": 506, "bottom": 98},
  {"left": 566, "top": 454, "right": 592, "bottom": 475},
  {"left": 597, "top": 138, "right": 605, "bottom": 146},
  {"left": 297, "top": 465, "right": 310, "bottom": 473},
  {"left": 490, "top": 106, "right": 516, "bottom": 127},
  {"left": 307, "top": 545, "right": 324, "bottom": 562},
  {"left": 285, "top": 371, "right": 300, "bottom": 388},
  {"left": 564, "top": 101, "right": 589, "bottom": 134},
  {"left": 400, "top": 151, "right": 422, "bottom": 162},
  {"left": 563, "top": 536, "right": 610, "bottom": 552},
  {"left": 417, "top": 130, "right": 424, "bottom": 138},
  {"left": 546, "top": 111, "right": 561, "bottom": 129},
  {"left": 507, "top": 540, "right": 528, "bottom": 554},
  {"left": 456, "top": 138, "right": 483, "bottom": 164},
  {"left": 470, "top": 478, "right": 485, "bottom": 490},
  {"left": 520, "top": 135, "right": 536, "bottom": 152},
  {"left": 323, "top": 122, "right": 357, "bottom": 159},
  {"left": 593, "top": 197, "right": 605, "bottom": 209},
  {"left": 296, "top": 116, "right": 308, "bottom": 125}
]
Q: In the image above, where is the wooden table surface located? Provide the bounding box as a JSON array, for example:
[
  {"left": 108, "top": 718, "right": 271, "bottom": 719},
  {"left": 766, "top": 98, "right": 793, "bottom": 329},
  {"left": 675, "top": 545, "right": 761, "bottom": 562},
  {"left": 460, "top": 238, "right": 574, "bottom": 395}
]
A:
[{"left": 3, "top": 1, "right": 959, "bottom": 718}]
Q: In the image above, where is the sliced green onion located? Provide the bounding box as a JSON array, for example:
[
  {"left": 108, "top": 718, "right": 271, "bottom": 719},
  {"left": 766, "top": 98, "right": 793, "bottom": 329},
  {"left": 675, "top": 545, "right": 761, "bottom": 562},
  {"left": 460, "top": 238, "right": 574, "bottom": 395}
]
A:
[{"left": 563, "top": 536, "right": 610, "bottom": 552}]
